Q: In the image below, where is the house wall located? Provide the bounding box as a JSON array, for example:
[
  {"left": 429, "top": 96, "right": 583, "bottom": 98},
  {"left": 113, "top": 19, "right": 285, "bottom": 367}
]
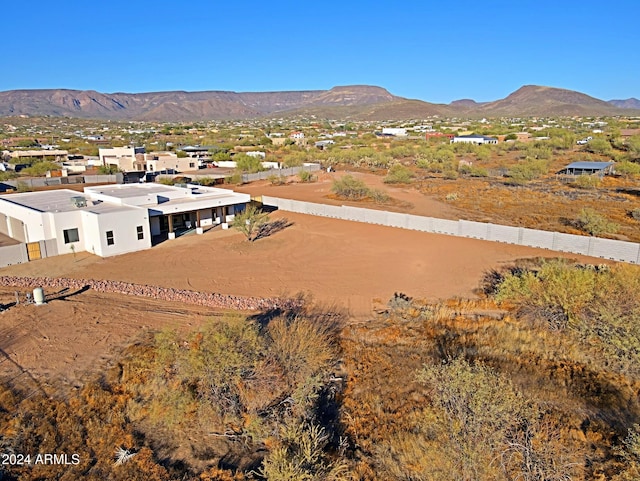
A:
[
  {"left": 147, "top": 156, "right": 197, "bottom": 173},
  {"left": 0, "top": 199, "right": 50, "bottom": 242},
  {"left": 49, "top": 210, "right": 87, "bottom": 255},
  {"left": 82, "top": 209, "right": 151, "bottom": 257}
]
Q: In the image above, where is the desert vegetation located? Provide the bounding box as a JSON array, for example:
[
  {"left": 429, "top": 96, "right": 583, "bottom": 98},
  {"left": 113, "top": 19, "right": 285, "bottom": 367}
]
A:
[{"left": 3, "top": 259, "right": 640, "bottom": 480}]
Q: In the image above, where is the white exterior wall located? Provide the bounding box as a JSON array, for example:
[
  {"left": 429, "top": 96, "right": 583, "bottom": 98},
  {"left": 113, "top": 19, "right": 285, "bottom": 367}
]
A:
[
  {"left": 49, "top": 210, "right": 87, "bottom": 255},
  {"left": 81, "top": 209, "right": 151, "bottom": 257},
  {"left": 0, "top": 199, "right": 50, "bottom": 243}
]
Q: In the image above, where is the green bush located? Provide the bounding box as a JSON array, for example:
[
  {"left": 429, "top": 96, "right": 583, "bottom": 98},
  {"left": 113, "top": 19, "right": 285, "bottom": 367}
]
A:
[
  {"left": 235, "top": 154, "right": 265, "bottom": 173},
  {"left": 383, "top": 164, "right": 414, "bottom": 184},
  {"left": 507, "top": 160, "right": 548, "bottom": 184},
  {"left": 268, "top": 174, "right": 287, "bottom": 185},
  {"left": 331, "top": 174, "right": 370, "bottom": 199},
  {"left": 572, "top": 175, "right": 601, "bottom": 189},
  {"left": 20, "top": 161, "right": 61, "bottom": 176},
  {"left": 616, "top": 161, "right": 640, "bottom": 177},
  {"left": 459, "top": 164, "right": 488, "bottom": 177},
  {"left": 578, "top": 208, "right": 618, "bottom": 236},
  {"left": 298, "top": 169, "right": 316, "bottom": 183},
  {"left": 225, "top": 172, "right": 243, "bottom": 184}
]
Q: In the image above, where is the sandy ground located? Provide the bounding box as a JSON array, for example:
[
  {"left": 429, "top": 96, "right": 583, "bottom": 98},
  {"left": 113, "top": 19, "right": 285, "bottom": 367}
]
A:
[
  {"left": 0, "top": 174, "right": 608, "bottom": 385},
  {"left": 234, "top": 170, "right": 463, "bottom": 219}
]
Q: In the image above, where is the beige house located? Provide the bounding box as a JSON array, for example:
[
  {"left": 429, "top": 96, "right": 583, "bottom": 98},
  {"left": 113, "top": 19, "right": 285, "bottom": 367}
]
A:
[
  {"left": 145, "top": 152, "right": 198, "bottom": 173},
  {"left": 99, "top": 147, "right": 146, "bottom": 172}
]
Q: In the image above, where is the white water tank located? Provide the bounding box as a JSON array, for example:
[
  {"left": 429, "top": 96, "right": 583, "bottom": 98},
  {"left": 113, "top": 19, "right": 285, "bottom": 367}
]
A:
[{"left": 33, "top": 287, "right": 45, "bottom": 305}]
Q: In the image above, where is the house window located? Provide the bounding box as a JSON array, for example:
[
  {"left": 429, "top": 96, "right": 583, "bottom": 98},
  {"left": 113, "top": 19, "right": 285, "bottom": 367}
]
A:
[
  {"left": 106, "top": 230, "right": 115, "bottom": 246},
  {"left": 63, "top": 228, "right": 79, "bottom": 244},
  {"left": 189, "top": 162, "right": 195, "bottom": 168},
  {"left": 136, "top": 225, "right": 144, "bottom": 240}
]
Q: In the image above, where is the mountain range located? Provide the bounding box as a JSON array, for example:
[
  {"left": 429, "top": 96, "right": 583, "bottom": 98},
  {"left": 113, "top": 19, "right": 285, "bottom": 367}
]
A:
[{"left": 0, "top": 85, "right": 637, "bottom": 121}]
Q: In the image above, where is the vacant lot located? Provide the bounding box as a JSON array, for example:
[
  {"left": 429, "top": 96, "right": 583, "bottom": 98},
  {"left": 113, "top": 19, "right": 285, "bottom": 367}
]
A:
[{"left": 0, "top": 209, "right": 606, "bottom": 384}]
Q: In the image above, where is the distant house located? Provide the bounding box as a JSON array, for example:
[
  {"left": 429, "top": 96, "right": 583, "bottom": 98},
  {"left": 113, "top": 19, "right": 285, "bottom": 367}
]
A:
[
  {"left": 558, "top": 161, "right": 614, "bottom": 177},
  {"left": 425, "top": 132, "right": 455, "bottom": 140},
  {"left": 315, "top": 140, "right": 335, "bottom": 150},
  {"left": 289, "top": 131, "right": 305, "bottom": 140},
  {"left": 381, "top": 128, "right": 408, "bottom": 137},
  {"left": 145, "top": 152, "right": 197, "bottom": 173},
  {"left": 451, "top": 134, "right": 498, "bottom": 145},
  {"left": 99, "top": 147, "right": 146, "bottom": 172}
]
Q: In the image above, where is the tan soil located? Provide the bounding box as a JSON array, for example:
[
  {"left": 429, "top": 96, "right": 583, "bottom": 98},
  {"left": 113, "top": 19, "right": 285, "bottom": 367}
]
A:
[{"left": 0, "top": 175, "right": 608, "bottom": 385}]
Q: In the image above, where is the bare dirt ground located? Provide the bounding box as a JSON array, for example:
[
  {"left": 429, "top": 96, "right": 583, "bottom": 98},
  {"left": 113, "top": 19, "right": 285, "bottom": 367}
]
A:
[
  {"left": 0, "top": 205, "right": 605, "bottom": 386},
  {"left": 234, "top": 170, "right": 463, "bottom": 219}
]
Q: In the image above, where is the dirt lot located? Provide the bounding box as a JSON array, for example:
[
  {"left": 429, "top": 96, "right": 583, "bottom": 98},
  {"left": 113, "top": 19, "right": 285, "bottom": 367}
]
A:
[{"left": 0, "top": 199, "right": 605, "bottom": 386}]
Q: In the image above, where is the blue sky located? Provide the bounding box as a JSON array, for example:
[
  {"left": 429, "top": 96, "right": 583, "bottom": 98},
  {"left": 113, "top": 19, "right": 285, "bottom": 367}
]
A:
[{"left": 3, "top": 0, "right": 638, "bottom": 103}]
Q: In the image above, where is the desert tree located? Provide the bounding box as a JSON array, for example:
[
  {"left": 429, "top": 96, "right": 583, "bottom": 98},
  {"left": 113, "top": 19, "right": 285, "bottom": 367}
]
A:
[{"left": 232, "top": 204, "right": 269, "bottom": 242}]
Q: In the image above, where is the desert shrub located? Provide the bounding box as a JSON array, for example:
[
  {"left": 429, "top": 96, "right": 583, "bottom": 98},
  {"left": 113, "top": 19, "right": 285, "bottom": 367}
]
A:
[
  {"left": 268, "top": 173, "right": 287, "bottom": 185},
  {"left": 212, "top": 151, "right": 232, "bottom": 162},
  {"left": 196, "top": 176, "right": 218, "bottom": 186},
  {"left": 443, "top": 169, "right": 458, "bottom": 179},
  {"left": 507, "top": 159, "right": 548, "bottom": 184},
  {"left": 370, "top": 188, "right": 390, "bottom": 204},
  {"left": 16, "top": 181, "right": 33, "bottom": 192},
  {"left": 20, "top": 160, "right": 61, "bottom": 176},
  {"left": 577, "top": 207, "right": 618, "bottom": 236},
  {"left": 388, "top": 145, "right": 413, "bottom": 159},
  {"left": 97, "top": 164, "right": 120, "bottom": 174},
  {"left": 331, "top": 174, "right": 370, "bottom": 200},
  {"left": 298, "top": 169, "right": 316, "bottom": 183},
  {"left": 459, "top": 164, "right": 488, "bottom": 177},
  {"left": 583, "top": 137, "right": 613, "bottom": 155},
  {"left": 525, "top": 143, "right": 552, "bottom": 160},
  {"left": 632, "top": 208, "right": 640, "bottom": 221},
  {"left": 257, "top": 421, "right": 348, "bottom": 481},
  {"left": 413, "top": 358, "right": 579, "bottom": 481},
  {"left": 494, "top": 259, "right": 597, "bottom": 327},
  {"left": 225, "top": 172, "right": 243, "bottom": 184},
  {"left": 445, "top": 192, "right": 459, "bottom": 201},
  {"left": 0, "top": 170, "right": 17, "bottom": 181},
  {"left": 572, "top": 174, "right": 602, "bottom": 189},
  {"left": 383, "top": 164, "right": 414, "bottom": 184},
  {"left": 616, "top": 161, "right": 640, "bottom": 177},
  {"left": 494, "top": 261, "right": 640, "bottom": 377},
  {"left": 234, "top": 154, "right": 264, "bottom": 173},
  {"left": 157, "top": 176, "right": 175, "bottom": 185}
]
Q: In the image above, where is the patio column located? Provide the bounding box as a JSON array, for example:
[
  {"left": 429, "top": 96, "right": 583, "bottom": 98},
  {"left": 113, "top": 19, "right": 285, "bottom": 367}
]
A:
[
  {"left": 168, "top": 214, "right": 175, "bottom": 240},
  {"left": 196, "top": 210, "right": 203, "bottom": 235}
]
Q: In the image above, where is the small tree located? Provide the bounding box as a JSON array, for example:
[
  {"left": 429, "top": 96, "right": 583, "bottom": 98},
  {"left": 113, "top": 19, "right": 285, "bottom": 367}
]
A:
[{"left": 232, "top": 205, "right": 269, "bottom": 242}]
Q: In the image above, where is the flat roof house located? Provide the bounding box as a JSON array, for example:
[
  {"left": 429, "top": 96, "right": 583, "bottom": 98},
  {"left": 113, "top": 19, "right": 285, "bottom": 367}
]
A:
[
  {"left": 0, "top": 184, "right": 250, "bottom": 258},
  {"left": 451, "top": 134, "right": 498, "bottom": 145}
]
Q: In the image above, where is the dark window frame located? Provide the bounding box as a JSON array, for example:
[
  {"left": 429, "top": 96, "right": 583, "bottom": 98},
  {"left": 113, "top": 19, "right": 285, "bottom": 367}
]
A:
[{"left": 63, "top": 228, "right": 79, "bottom": 244}]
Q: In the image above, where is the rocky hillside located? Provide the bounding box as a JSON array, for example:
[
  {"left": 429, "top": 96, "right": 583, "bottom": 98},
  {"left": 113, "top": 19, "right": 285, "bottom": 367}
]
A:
[{"left": 0, "top": 84, "right": 636, "bottom": 120}]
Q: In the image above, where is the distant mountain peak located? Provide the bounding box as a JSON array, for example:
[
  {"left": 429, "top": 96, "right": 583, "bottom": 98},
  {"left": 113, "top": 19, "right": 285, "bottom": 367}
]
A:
[
  {"left": 608, "top": 98, "right": 640, "bottom": 109},
  {"left": 0, "top": 84, "right": 635, "bottom": 121}
]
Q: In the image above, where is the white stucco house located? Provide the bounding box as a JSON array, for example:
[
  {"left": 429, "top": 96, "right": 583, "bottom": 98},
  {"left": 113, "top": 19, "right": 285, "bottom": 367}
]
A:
[
  {"left": 451, "top": 134, "right": 498, "bottom": 145},
  {"left": 0, "top": 184, "right": 250, "bottom": 258}
]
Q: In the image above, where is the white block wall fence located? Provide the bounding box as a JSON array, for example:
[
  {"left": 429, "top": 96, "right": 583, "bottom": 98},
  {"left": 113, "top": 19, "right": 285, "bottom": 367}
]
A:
[{"left": 260, "top": 196, "right": 640, "bottom": 264}]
